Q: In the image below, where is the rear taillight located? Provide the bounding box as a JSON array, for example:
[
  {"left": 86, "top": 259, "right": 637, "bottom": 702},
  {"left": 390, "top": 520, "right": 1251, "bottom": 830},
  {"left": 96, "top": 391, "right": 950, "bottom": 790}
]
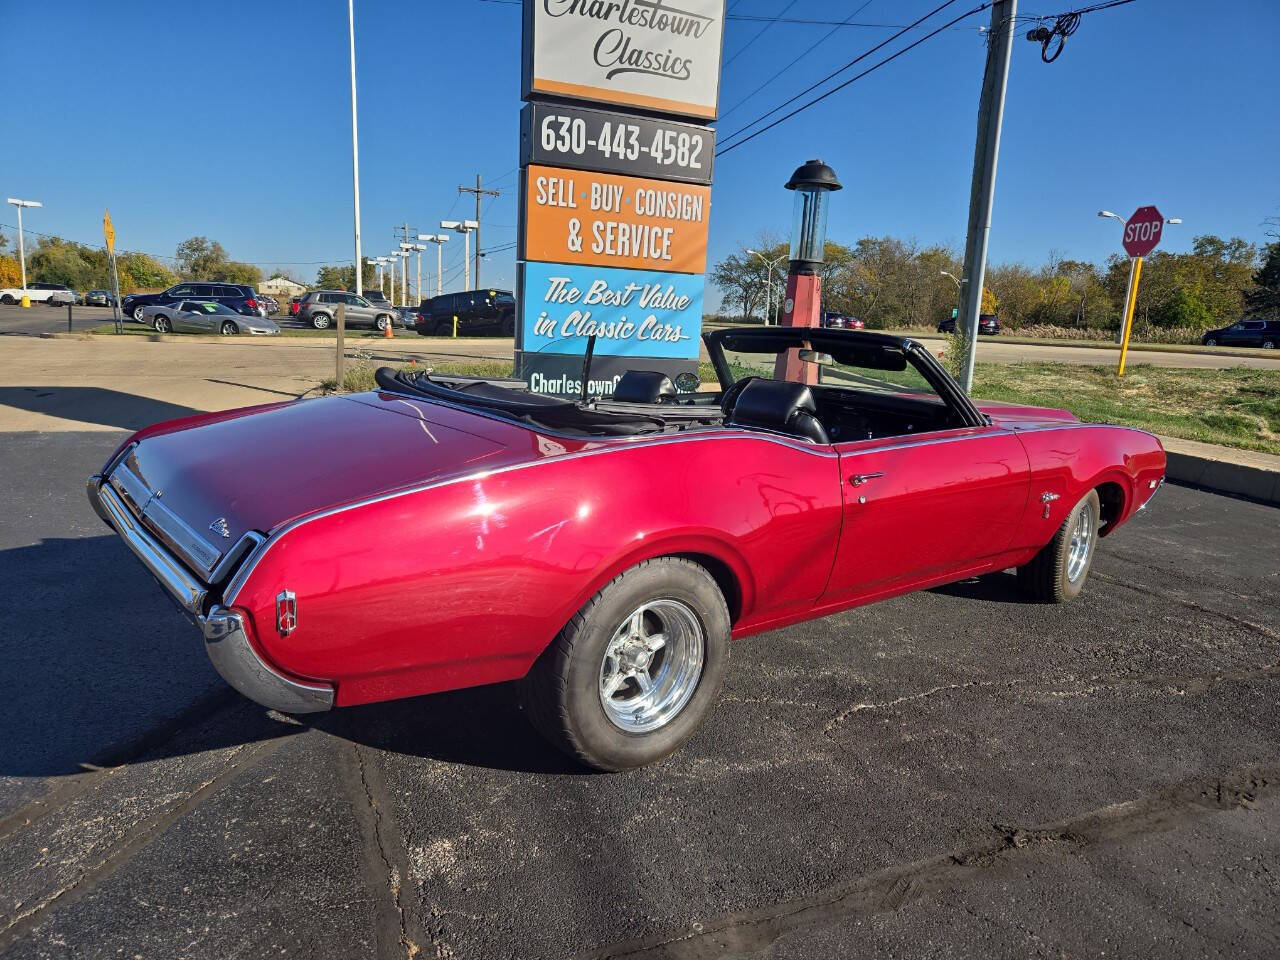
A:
[{"left": 245, "top": 298, "right": 258, "bottom": 309}]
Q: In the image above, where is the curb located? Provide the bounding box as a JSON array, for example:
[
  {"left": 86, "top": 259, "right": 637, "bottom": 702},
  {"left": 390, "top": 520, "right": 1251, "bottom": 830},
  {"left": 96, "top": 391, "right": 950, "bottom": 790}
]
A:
[{"left": 1162, "top": 446, "right": 1280, "bottom": 507}]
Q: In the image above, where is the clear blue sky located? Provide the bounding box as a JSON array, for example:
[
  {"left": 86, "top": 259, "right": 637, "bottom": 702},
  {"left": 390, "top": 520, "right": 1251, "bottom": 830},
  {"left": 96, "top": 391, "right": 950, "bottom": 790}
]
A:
[{"left": 3, "top": 0, "right": 1276, "bottom": 305}]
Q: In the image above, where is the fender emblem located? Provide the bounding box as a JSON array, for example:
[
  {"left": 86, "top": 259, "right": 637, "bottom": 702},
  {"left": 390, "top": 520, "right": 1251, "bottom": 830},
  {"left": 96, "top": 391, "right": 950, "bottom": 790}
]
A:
[
  {"left": 1040, "top": 491, "right": 1060, "bottom": 519},
  {"left": 276, "top": 591, "right": 298, "bottom": 636},
  {"left": 209, "top": 517, "right": 231, "bottom": 539}
]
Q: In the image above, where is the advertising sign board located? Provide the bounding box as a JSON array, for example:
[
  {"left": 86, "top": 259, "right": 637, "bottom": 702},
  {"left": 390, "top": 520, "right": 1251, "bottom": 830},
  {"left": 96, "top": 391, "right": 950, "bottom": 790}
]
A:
[
  {"left": 519, "top": 350, "right": 698, "bottom": 399},
  {"left": 521, "top": 102, "right": 715, "bottom": 185},
  {"left": 522, "top": 0, "right": 726, "bottom": 120},
  {"left": 521, "top": 260, "right": 702, "bottom": 359},
  {"left": 520, "top": 164, "right": 711, "bottom": 274}
]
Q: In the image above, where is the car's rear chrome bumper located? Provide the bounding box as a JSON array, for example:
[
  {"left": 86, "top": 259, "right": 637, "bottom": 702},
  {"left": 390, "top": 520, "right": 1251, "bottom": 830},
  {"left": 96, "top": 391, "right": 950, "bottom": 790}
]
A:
[{"left": 88, "top": 475, "right": 334, "bottom": 714}]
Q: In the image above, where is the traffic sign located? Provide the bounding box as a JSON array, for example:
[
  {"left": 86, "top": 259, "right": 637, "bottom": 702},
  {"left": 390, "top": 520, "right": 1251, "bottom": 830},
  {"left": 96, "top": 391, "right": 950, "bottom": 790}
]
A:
[
  {"left": 103, "top": 209, "right": 116, "bottom": 254},
  {"left": 1122, "top": 206, "right": 1164, "bottom": 258}
]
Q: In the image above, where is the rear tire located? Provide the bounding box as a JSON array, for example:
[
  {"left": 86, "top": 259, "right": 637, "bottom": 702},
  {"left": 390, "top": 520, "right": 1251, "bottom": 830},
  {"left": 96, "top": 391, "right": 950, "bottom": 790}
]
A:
[
  {"left": 1016, "top": 489, "right": 1100, "bottom": 603},
  {"left": 311, "top": 313, "right": 331, "bottom": 330},
  {"left": 0, "top": 295, "right": 13, "bottom": 305},
  {"left": 1264, "top": 339, "right": 1276, "bottom": 350},
  {"left": 220, "top": 320, "right": 238, "bottom": 336},
  {"left": 152, "top": 315, "right": 171, "bottom": 333},
  {"left": 375, "top": 315, "right": 391, "bottom": 331},
  {"left": 522, "top": 557, "right": 730, "bottom": 771},
  {"left": 1204, "top": 337, "right": 1217, "bottom": 346}
]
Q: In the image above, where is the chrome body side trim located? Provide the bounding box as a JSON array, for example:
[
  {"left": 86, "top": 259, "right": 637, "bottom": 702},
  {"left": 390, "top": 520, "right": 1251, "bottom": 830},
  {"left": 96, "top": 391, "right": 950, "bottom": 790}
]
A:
[
  {"left": 202, "top": 606, "right": 333, "bottom": 713},
  {"left": 93, "top": 482, "right": 208, "bottom": 615},
  {"left": 222, "top": 428, "right": 839, "bottom": 604}
]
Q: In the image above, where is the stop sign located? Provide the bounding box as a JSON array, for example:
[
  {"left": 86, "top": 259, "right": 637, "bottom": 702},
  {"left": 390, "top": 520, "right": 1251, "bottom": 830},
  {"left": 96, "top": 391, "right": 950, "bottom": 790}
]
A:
[{"left": 1123, "top": 206, "right": 1165, "bottom": 258}]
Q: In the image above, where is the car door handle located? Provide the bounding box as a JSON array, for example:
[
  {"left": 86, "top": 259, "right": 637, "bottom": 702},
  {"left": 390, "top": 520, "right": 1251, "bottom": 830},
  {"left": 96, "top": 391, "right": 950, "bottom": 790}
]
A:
[{"left": 849, "top": 472, "right": 884, "bottom": 487}]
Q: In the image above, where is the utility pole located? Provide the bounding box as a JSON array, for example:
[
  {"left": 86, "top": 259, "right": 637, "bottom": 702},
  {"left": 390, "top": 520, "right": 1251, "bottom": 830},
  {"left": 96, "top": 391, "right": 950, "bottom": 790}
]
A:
[
  {"left": 458, "top": 174, "right": 499, "bottom": 289},
  {"left": 402, "top": 224, "right": 410, "bottom": 304},
  {"left": 956, "top": 0, "right": 1016, "bottom": 393}
]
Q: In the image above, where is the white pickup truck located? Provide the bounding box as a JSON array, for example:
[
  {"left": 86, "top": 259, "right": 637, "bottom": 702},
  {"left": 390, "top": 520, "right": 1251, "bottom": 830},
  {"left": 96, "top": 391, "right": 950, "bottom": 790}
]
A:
[{"left": 0, "top": 282, "right": 77, "bottom": 305}]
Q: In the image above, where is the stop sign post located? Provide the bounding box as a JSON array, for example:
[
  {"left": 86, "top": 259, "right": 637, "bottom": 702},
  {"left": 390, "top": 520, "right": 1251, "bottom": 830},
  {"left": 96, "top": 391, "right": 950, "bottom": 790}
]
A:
[{"left": 1111, "top": 204, "right": 1177, "bottom": 376}]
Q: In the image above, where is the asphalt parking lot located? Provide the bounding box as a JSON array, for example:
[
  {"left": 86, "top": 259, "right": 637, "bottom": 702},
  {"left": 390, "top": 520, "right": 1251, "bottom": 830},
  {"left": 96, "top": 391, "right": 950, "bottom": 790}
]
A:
[{"left": 2, "top": 427, "right": 1279, "bottom": 959}]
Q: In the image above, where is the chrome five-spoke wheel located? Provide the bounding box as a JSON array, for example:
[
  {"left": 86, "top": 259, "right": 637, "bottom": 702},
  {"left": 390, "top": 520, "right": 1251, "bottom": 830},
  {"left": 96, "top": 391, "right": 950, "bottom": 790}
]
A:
[
  {"left": 1066, "top": 499, "right": 1094, "bottom": 583},
  {"left": 599, "top": 599, "right": 704, "bottom": 733}
]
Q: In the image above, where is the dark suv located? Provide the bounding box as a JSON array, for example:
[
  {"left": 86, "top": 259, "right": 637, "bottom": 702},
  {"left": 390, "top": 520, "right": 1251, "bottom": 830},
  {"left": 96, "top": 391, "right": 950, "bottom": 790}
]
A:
[
  {"left": 122, "top": 283, "right": 264, "bottom": 324},
  {"left": 415, "top": 289, "right": 515, "bottom": 337},
  {"left": 1201, "top": 319, "right": 1278, "bottom": 349}
]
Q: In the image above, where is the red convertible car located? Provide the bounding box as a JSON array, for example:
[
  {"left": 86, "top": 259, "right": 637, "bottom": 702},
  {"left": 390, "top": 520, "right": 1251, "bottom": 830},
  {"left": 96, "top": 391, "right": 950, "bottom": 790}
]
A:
[{"left": 88, "top": 327, "right": 1165, "bottom": 770}]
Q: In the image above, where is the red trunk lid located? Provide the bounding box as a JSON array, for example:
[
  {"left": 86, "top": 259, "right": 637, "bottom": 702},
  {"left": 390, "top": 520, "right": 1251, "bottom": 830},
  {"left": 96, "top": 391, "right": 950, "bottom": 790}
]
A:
[{"left": 120, "top": 394, "right": 527, "bottom": 569}]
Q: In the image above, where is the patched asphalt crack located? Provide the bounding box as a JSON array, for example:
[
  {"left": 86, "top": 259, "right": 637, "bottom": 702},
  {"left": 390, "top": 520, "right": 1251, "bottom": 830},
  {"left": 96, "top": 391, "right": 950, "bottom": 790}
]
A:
[
  {"left": 582, "top": 762, "right": 1279, "bottom": 959},
  {"left": 344, "top": 742, "right": 429, "bottom": 960}
]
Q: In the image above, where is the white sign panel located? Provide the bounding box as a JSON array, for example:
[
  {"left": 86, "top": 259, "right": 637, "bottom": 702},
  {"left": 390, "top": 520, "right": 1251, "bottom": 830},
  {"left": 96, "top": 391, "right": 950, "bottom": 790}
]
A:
[{"left": 522, "top": 0, "right": 726, "bottom": 121}]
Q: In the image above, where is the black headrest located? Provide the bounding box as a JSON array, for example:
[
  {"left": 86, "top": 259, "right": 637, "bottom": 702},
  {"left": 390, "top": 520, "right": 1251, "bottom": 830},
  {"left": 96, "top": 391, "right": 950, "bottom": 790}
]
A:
[
  {"left": 729, "top": 379, "right": 829, "bottom": 444},
  {"left": 612, "top": 370, "right": 676, "bottom": 404}
]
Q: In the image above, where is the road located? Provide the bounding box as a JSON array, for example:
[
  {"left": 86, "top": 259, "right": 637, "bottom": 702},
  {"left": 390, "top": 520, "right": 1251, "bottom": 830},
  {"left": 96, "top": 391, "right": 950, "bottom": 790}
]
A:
[
  {"left": 5, "top": 304, "right": 1280, "bottom": 370},
  {"left": 1, "top": 425, "right": 1278, "bottom": 958}
]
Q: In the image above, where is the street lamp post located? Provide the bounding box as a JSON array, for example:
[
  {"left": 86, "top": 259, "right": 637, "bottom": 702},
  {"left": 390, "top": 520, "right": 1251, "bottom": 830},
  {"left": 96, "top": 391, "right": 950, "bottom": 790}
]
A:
[
  {"left": 748, "top": 249, "right": 786, "bottom": 325},
  {"left": 441, "top": 220, "right": 478, "bottom": 290},
  {"left": 778, "top": 159, "right": 842, "bottom": 383},
  {"left": 1098, "top": 210, "right": 1182, "bottom": 345},
  {"left": 6, "top": 198, "right": 42, "bottom": 291},
  {"left": 420, "top": 234, "right": 448, "bottom": 295},
  {"left": 940, "top": 270, "right": 963, "bottom": 327}
]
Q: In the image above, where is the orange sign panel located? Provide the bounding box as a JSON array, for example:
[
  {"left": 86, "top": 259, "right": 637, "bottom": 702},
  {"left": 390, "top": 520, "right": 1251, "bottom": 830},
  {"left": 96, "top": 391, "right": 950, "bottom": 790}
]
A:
[{"left": 522, "top": 165, "right": 710, "bottom": 274}]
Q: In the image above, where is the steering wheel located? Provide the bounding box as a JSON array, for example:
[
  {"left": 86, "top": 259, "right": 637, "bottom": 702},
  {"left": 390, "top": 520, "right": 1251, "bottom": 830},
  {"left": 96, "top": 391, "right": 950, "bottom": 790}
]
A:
[{"left": 720, "top": 376, "right": 761, "bottom": 418}]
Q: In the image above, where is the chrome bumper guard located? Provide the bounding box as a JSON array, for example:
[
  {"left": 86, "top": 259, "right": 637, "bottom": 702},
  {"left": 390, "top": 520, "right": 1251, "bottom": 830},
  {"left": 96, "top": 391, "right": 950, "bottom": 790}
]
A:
[{"left": 88, "top": 476, "right": 334, "bottom": 713}]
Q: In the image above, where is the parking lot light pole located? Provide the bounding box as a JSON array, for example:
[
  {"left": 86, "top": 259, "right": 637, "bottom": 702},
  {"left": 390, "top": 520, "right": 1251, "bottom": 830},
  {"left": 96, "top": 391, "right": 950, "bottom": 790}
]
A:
[
  {"left": 408, "top": 242, "right": 427, "bottom": 305},
  {"left": 6, "top": 198, "right": 42, "bottom": 291},
  {"left": 420, "top": 234, "right": 448, "bottom": 295},
  {"left": 747, "top": 249, "right": 786, "bottom": 325},
  {"left": 346, "top": 0, "right": 362, "bottom": 296},
  {"left": 441, "top": 220, "right": 477, "bottom": 291}
]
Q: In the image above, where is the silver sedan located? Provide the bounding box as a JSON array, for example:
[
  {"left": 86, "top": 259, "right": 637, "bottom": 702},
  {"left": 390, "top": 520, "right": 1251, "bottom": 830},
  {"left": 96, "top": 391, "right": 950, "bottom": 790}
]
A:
[{"left": 141, "top": 300, "right": 281, "bottom": 336}]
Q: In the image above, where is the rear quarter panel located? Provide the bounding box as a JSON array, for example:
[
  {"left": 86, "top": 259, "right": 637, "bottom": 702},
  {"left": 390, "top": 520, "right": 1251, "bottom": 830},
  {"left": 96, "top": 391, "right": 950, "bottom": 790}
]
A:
[{"left": 229, "top": 432, "right": 844, "bottom": 706}]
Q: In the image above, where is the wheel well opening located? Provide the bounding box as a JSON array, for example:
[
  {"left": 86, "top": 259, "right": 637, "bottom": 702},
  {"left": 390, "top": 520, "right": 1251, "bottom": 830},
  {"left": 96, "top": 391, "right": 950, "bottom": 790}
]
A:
[
  {"left": 675, "top": 552, "right": 743, "bottom": 625},
  {"left": 1095, "top": 481, "right": 1126, "bottom": 534}
]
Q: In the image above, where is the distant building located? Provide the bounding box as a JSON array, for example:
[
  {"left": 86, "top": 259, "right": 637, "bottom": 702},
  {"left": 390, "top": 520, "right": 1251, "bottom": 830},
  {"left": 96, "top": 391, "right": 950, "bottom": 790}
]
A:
[{"left": 260, "top": 276, "right": 307, "bottom": 297}]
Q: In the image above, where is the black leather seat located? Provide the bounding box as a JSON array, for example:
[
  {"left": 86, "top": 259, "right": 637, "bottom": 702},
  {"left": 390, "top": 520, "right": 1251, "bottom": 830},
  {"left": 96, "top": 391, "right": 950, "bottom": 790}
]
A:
[
  {"left": 612, "top": 370, "right": 676, "bottom": 404},
  {"left": 728, "top": 379, "right": 829, "bottom": 444}
]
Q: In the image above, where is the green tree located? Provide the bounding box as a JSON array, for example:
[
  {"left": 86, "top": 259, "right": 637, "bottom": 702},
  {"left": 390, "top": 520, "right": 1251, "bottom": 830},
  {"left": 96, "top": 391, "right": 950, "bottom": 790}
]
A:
[
  {"left": 1244, "top": 240, "right": 1280, "bottom": 320},
  {"left": 175, "top": 236, "right": 229, "bottom": 280},
  {"left": 315, "top": 260, "right": 377, "bottom": 293}
]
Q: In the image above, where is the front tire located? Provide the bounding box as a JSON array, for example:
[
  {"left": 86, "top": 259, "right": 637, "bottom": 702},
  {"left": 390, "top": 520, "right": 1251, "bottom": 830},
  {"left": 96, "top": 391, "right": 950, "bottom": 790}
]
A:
[
  {"left": 522, "top": 557, "right": 730, "bottom": 771},
  {"left": 133, "top": 305, "right": 146, "bottom": 322},
  {"left": 1016, "top": 489, "right": 1100, "bottom": 603},
  {"left": 1203, "top": 337, "right": 1217, "bottom": 346}
]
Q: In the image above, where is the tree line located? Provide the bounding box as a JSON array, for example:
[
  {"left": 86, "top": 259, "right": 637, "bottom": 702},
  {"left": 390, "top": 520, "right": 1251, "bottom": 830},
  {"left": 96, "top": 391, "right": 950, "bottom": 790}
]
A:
[
  {"left": 712, "top": 230, "right": 1280, "bottom": 339},
  {"left": 0, "top": 232, "right": 377, "bottom": 296}
]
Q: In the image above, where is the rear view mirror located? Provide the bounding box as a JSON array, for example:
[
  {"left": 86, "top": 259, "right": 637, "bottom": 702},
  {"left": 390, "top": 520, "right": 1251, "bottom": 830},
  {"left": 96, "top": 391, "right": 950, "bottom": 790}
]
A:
[{"left": 798, "top": 349, "right": 835, "bottom": 366}]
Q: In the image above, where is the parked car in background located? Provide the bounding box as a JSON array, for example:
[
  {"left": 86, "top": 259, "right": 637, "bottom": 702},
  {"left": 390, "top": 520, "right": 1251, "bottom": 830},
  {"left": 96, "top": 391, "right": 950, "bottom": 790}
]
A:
[
  {"left": 1201, "top": 319, "right": 1279, "bottom": 349},
  {"left": 85, "top": 289, "right": 116, "bottom": 307},
  {"left": 365, "top": 289, "right": 393, "bottom": 309},
  {"left": 396, "top": 305, "right": 420, "bottom": 329},
  {"left": 260, "top": 294, "right": 280, "bottom": 316},
  {"left": 141, "top": 300, "right": 281, "bottom": 335},
  {"left": 295, "top": 290, "right": 397, "bottom": 331},
  {"left": 938, "top": 313, "right": 1001, "bottom": 335},
  {"left": 121, "top": 283, "right": 265, "bottom": 323},
  {"left": 822, "top": 312, "right": 864, "bottom": 330},
  {"left": 0, "top": 282, "right": 77, "bottom": 305},
  {"left": 87, "top": 325, "right": 1165, "bottom": 770},
  {"left": 414, "top": 289, "right": 515, "bottom": 336},
  {"left": 290, "top": 296, "right": 303, "bottom": 317}
]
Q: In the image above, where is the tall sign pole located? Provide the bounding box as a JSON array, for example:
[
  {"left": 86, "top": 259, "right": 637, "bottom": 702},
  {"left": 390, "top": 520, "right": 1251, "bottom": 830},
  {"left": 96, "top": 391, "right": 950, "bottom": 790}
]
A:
[
  {"left": 957, "top": 0, "right": 1017, "bottom": 394},
  {"left": 103, "top": 209, "right": 123, "bottom": 334}
]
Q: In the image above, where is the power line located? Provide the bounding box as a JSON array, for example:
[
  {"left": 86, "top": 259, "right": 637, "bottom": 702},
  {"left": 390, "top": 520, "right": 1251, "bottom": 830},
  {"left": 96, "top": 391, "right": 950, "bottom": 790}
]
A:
[
  {"left": 719, "top": 1, "right": 876, "bottom": 121},
  {"left": 717, "top": 3, "right": 993, "bottom": 157},
  {"left": 716, "top": 0, "right": 965, "bottom": 151},
  {"left": 722, "top": 0, "right": 801, "bottom": 69}
]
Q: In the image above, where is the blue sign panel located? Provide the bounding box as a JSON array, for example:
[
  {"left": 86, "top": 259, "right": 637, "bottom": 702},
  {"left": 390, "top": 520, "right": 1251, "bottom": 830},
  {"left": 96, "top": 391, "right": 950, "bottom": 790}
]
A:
[{"left": 521, "top": 261, "right": 703, "bottom": 360}]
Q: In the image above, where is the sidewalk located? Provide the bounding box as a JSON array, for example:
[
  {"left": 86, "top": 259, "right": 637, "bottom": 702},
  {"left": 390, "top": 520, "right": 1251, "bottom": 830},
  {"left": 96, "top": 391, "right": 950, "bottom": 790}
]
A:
[{"left": 2, "top": 335, "right": 1276, "bottom": 505}]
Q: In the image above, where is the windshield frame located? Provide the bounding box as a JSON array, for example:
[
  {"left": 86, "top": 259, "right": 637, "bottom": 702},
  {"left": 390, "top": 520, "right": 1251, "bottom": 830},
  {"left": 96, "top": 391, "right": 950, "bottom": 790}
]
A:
[{"left": 702, "top": 326, "right": 987, "bottom": 429}]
